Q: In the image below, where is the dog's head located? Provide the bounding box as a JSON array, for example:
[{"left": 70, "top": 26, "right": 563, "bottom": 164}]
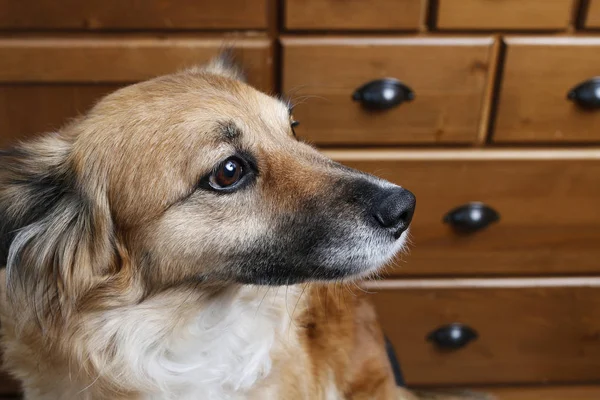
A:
[{"left": 0, "top": 54, "right": 414, "bottom": 324}]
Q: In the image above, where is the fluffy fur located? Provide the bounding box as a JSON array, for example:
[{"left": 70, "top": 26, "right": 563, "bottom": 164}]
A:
[{"left": 0, "top": 54, "right": 485, "bottom": 400}]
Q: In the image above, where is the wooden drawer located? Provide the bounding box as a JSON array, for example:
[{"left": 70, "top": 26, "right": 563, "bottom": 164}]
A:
[
  {"left": 327, "top": 149, "right": 600, "bottom": 276},
  {"left": 368, "top": 278, "right": 600, "bottom": 385},
  {"left": 584, "top": 0, "right": 600, "bottom": 29},
  {"left": 494, "top": 37, "right": 600, "bottom": 144},
  {"left": 425, "top": 385, "right": 600, "bottom": 399},
  {"left": 436, "top": 0, "right": 575, "bottom": 31},
  {"left": 282, "top": 37, "right": 496, "bottom": 145},
  {"left": 0, "top": 37, "right": 272, "bottom": 148},
  {"left": 284, "top": 0, "right": 424, "bottom": 31},
  {"left": 482, "top": 385, "right": 600, "bottom": 400},
  {"left": 0, "top": 0, "right": 267, "bottom": 30}
]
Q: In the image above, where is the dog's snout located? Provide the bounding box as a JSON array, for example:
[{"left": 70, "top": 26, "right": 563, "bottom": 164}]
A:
[{"left": 373, "top": 187, "right": 416, "bottom": 238}]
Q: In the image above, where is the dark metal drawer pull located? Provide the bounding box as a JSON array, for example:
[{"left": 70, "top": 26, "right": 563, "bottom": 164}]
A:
[
  {"left": 443, "top": 202, "right": 499, "bottom": 233},
  {"left": 427, "top": 323, "right": 478, "bottom": 350},
  {"left": 352, "top": 78, "right": 414, "bottom": 110},
  {"left": 567, "top": 78, "right": 600, "bottom": 109}
]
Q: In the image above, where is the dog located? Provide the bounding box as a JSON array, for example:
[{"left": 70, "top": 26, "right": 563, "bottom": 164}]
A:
[{"left": 0, "top": 54, "right": 487, "bottom": 400}]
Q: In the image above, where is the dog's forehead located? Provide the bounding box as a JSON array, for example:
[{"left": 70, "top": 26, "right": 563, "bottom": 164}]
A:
[
  {"left": 207, "top": 84, "right": 292, "bottom": 139},
  {"left": 72, "top": 72, "right": 302, "bottom": 203},
  {"left": 158, "top": 73, "right": 292, "bottom": 142},
  {"left": 181, "top": 86, "right": 296, "bottom": 151},
  {"left": 73, "top": 71, "right": 305, "bottom": 185},
  {"left": 80, "top": 72, "right": 292, "bottom": 146}
]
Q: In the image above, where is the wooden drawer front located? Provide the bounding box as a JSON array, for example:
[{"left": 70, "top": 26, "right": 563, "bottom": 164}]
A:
[
  {"left": 436, "top": 0, "right": 575, "bottom": 31},
  {"left": 369, "top": 279, "right": 600, "bottom": 385},
  {"left": 284, "top": 0, "right": 424, "bottom": 31},
  {"left": 0, "top": 38, "right": 272, "bottom": 148},
  {"left": 584, "top": 0, "right": 600, "bottom": 28},
  {"left": 282, "top": 37, "right": 495, "bottom": 145},
  {"left": 483, "top": 385, "right": 600, "bottom": 400},
  {"left": 0, "top": 0, "right": 267, "bottom": 30},
  {"left": 495, "top": 37, "right": 600, "bottom": 143},
  {"left": 327, "top": 150, "right": 600, "bottom": 276},
  {"left": 0, "top": 84, "right": 120, "bottom": 148}
]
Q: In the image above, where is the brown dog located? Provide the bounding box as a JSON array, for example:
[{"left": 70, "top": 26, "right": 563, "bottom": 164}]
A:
[{"left": 0, "top": 55, "right": 486, "bottom": 400}]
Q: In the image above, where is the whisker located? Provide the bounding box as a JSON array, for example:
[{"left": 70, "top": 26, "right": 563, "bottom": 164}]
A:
[
  {"left": 287, "top": 283, "right": 310, "bottom": 334},
  {"left": 255, "top": 286, "right": 271, "bottom": 318}
]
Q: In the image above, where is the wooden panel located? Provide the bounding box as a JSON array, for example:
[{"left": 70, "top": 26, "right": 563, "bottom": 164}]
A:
[
  {"left": 368, "top": 279, "right": 600, "bottom": 385},
  {"left": 423, "top": 385, "right": 600, "bottom": 399},
  {"left": 282, "top": 37, "right": 494, "bottom": 145},
  {"left": 495, "top": 37, "right": 600, "bottom": 143},
  {"left": 326, "top": 149, "right": 600, "bottom": 276},
  {"left": 0, "top": 0, "right": 267, "bottom": 30},
  {"left": 436, "top": 0, "right": 575, "bottom": 30},
  {"left": 584, "top": 0, "right": 600, "bottom": 28},
  {"left": 0, "top": 84, "right": 120, "bottom": 148},
  {"left": 0, "top": 38, "right": 273, "bottom": 148},
  {"left": 0, "top": 38, "right": 273, "bottom": 90},
  {"left": 481, "top": 385, "right": 600, "bottom": 399},
  {"left": 284, "top": 0, "right": 424, "bottom": 31}
]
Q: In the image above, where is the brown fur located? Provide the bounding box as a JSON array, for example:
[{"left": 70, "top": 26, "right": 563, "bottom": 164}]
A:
[{"left": 0, "top": 55, "right": 488, "bottom": 399}]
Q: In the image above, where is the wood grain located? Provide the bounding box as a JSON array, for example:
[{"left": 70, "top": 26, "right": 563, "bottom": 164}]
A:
[
  {"left": 481, "top": 385, "right": 600, "bottom": 399},
  {"left": 476, "top": 36, "right": 501, "bottom": 145},
  {"left": 0, "top": 37, "right": 273, "bottom": 148},
  {"left": 436, "top": 0, "right": 575, "bottom": 30},
  {"left": 370, "top": 280, "right": 600, "bottom": 385},
  {"left": 282, "top": 37, "right": 495, "bottom": 145},
  {"left": 0, "top": 0, "right": 267, "bottom": 30},
  {"left": 0, "top": 84, "right": 120, "bottom": 148},
  {"left": 423, "top": 385, "right": 600, "bottom": 399},
  {"left": 284, "top": 0, "right": 424, "bottom": 31},
  {"left": 584, "top": 0, "right": 600, "bottom": 28},
  {"left": 0, "top": 37, "right": 273, "bottom": 90},
  {"left": 364, "top": 277, "right": 600, "bottom": 290},
  {"left": 494, "top": 37, "right": 600, "bottom": 143},
  {"left": 326, "top": 149, "right": 600, "bottom": 276}
]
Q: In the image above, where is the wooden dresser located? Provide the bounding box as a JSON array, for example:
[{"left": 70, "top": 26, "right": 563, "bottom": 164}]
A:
[{"left": 1, "top": 1, "right": 600, "bottom": 398}]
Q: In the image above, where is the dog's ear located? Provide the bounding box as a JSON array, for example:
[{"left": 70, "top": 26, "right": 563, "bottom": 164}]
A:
[
  {"left": 187, "top": 49, "right": 247, "bottom": 82},
  {"left": 0, "top": 135, "right": 116, "bottom": 327}
]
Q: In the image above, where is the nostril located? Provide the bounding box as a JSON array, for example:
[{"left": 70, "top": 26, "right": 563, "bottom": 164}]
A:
[
  {"left": 399, "top": 211, "right": 410, "bottom": 223},
  {"left": 374, "top": 209, "right": 394, "bottom": 228}
]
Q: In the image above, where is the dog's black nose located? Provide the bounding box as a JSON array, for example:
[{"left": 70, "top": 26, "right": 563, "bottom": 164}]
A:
[{"left": 373, "top": 187, "right": 416, "bottom": 238}]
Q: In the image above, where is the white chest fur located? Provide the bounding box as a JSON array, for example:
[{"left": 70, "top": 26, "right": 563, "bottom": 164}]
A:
[{"left": 80, "top": 286, "right": 299, "bottom": 400}]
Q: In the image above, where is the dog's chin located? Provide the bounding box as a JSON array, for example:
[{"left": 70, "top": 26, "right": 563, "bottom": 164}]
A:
[{"left": 336, "top": 229, "right": 409, "bottom": 282}]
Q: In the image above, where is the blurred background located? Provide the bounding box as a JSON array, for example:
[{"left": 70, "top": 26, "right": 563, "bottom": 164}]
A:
[{"left": 1, "top": 0, "right": 600, "bottom": 399}]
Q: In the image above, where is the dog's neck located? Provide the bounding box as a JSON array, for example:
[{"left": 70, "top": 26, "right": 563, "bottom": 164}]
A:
[
  {"left": 88, "top": 285, "right": 304, "bottom": 400},
  {"left": 5, "top": 283, "right": 306, "bottom": 400}
]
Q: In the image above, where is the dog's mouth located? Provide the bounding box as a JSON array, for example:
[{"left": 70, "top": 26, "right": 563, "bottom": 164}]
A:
[{"left": 227, "top": 231, "right": 409, "bottom": 286}]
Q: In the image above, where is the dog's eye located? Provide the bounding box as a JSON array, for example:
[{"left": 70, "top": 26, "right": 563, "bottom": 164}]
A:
[
  {"left": 209, "top": 158, "right": 244, "bottom": 189},
  {"left": 291, "top": 120, "right": 300, "bottom": 137}
]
